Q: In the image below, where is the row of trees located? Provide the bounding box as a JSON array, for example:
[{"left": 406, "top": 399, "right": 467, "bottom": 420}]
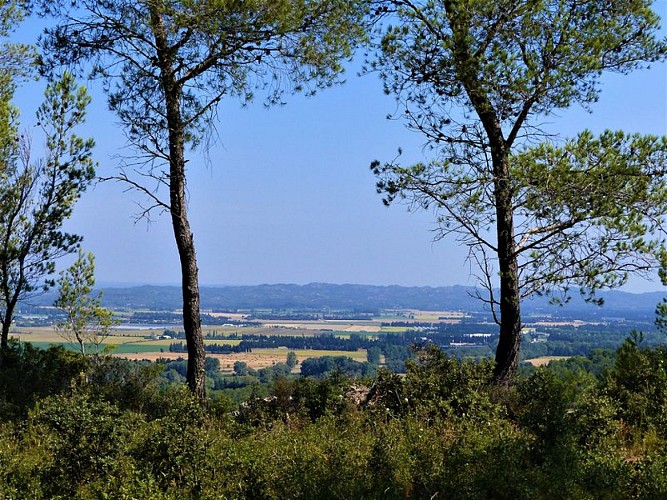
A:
[{"left": 1, "top": 0, "right": 666, "bottom": 397}]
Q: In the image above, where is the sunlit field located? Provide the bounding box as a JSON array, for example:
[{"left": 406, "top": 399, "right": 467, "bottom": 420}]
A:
[{"left": 9, "top": 327, "right": 369, "bottom": 371}]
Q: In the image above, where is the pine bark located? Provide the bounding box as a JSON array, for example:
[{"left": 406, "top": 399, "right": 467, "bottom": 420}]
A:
[
  {"left": 1, "top": 314, "right": 11, "bottom": 349},
  {"left": 446, "top": 2, "right": 523, "bottom": 384},
  {"left": 150, "top": 8, "right": 206, "bottom": 400},
  {"left": 1, "top": 292, "right": 18, "bottom": 350},
  {"left": 491, "top": 153, "right": 522, "bottom": 385}
]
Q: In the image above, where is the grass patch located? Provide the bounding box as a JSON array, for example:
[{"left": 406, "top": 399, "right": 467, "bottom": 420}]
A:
[
  {"left": 380, "top": 326, "right": 410, "bottom": 333},
  {"left": 107, "top": 343, "right": 165, "bottom": 354}
]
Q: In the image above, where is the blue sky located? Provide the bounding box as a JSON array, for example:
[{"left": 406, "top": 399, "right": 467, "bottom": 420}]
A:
[{"left": 10, "top": 6, "right": 667, "bottom": 292}]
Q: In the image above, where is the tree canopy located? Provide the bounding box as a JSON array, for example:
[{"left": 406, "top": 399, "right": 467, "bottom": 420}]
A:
[
  {"left": 39, "top": 0, "right": 371, "bottom": 398},
  {"left": 40, "top": 0, "right": 370, "bottom": 168},
  {"left": 371, "top": 0, "right": 667, "bottom": 382},
  {"left": 54, "top": 249, "right": 116, "bottom": 356},
  {"left": 0, "top": 72, "right": 95, "bottom": 348}
]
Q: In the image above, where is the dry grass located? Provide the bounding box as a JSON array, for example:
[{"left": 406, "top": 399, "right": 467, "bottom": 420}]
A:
[
  {"left": 117, "top": 348, "right": 368, "bottom": 373},
  {"left": 524, "top": 356, "right": 571, "bottom": 367},
  {"left": 11, "top": 327, "right": 166, "bottom": 344},
  {"left": 262, "top": 321, "right": 380, "bottom": 333}
]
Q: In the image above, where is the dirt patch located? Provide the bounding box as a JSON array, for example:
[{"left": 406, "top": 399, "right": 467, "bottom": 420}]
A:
[
  {"left": 343, "top": 325, "right": 381, "bottom": 333},
  {"left": 524, "top": 356, "right": 571, "bottom": 367},
  {"left": 116, "top": 351, "right": 288, "bottom": 372}
]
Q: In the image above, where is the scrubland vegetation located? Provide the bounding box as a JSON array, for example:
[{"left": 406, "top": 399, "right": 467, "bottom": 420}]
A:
[
  {"left": 1, "top": 1, "right": 667, "bottom": 496},
  {"left": 1, "top": 336, "right": 667, "bottom": 498}
]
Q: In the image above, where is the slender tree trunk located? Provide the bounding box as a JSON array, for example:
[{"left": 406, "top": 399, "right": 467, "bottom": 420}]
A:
[
  {"left": 151, "top": 9, "right": 206, "bottom": 400},
  {"left": 1, "top": 298, "right": 17, "bottom": 350},
  {"left": 1, "top": 317, "right": 10, "bottom": 349},
  {"left": 0, "top": 267, "right": 14, "bottom": 350},
  {"left": 492, "top": 152, "right": 522, "bottom": 385},
  {"left": 169, "top": 169, "right": 206, "bottom": 400},
  {"left": 443, "top": 3, "right": 523, "bottom": 384},
  {"left": 165, "top": 84, "right": 206, "bottom": 400},
  {"left": 77, "top": 334, "right": 85, "bottom": 356}
]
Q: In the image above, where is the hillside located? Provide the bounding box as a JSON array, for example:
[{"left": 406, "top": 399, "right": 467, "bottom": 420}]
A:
[{"left": 30, "top": 283, "right": 664, "bottom": 318}]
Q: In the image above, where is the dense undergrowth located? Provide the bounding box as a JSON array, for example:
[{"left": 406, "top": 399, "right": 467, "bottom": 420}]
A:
[{"left": 1, "top": 336, "right": 667, "bottom": 498}]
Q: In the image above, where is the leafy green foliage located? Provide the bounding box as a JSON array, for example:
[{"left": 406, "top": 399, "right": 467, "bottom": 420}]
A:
[
  {"left": 511, "top": 130, "right": 667, "bottom": 302},
  {"left": 370, "top": 0, "right": 667, "bottom": 381},
  {"left": 0, "top": 72, "right": 95, "bottom": 347},
  {"left": 86, "top": 356, "right": 164, "bottom": 415},
  {"left": 1, "top": 341, "right": 667, "bottom": 497},
  {"left": 0, "top": 342, "right": 88, "bottom": 419},
  {"left": 605, "top": 333, "right": 667, "bottom": 434},
  {"left": 657, "top": 299, "right": 667, "bottom": 333},
  {"left": 286, "top": 350, "right": 298, "bottom": 368},
  {"left": 54, "top": 249, "right": 117, "bottom": 355},
  {"left": 28, "top": 392, "right": 141, "bottom": 497},
  {"left": 300, "top": 355, "right": 376, "bottom": 378},
  {"left": 372, "top": 2, "right": 667, "bottom": 304},
  {"left": 0, "top": 0, "right": 35, "bottom": 123},
  {"left": 41, "top": 0, "right": 370, "bottom": 153}
]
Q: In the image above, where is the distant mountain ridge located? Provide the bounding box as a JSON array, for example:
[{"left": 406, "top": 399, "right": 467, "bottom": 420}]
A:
[
  {"left": 98, "top": 283, "right": 482, "bottom": 312},
  {"left": 30, "top": 283, "right": 664, "bottom": 318}
]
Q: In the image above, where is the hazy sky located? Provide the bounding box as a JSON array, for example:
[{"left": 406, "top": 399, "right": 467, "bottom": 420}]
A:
[{"left": 10, "top": 7, "right": 667, "bottom": 292}]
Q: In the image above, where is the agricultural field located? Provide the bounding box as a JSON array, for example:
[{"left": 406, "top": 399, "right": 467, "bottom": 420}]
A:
[
  {"left": 121, "top": 348, "right": 368, "bottom": 373},
  {"left": 524, "top": 356, "right": 571, "bottom": 367},
  {"left": 8, "top": 324, "right": 371, "bottom": 371},
  {"left": 12, "top": 302, "right": 654, "bottom": 373}
]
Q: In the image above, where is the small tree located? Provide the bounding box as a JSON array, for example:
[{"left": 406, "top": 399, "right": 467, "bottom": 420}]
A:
[
  {"left": 233, "top": 361, "right": 249, "bottom": 377},
  {"left": 370, "top": 0, "right": 667, "bottom": 384},
  {"left": 0, "top": 72, "right": 95, "bottom": 349},
  {"left": 54, "top": 249, "right": 116, "bottom": 356},
  {"left": 286, "top": 351, "right": 298, "bottom": 369},
  {"left": 367, "top": 346, "right": 381, "bottom": 365}
]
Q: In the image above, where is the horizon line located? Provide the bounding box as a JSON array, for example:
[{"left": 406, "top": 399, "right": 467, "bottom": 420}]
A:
[{"left": 94, "top": 281, "right": 665, "bottom": 295}]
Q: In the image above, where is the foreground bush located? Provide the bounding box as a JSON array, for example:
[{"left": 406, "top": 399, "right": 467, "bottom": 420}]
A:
[{"left": 0, "top": 342, "right": 667, "bottom": 498}]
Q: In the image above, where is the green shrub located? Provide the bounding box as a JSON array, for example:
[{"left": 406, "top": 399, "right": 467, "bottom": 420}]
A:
[
  {"left": 130, "top": 387, "right": 211, "bottom": 495},
  {"left": 86, "top": 356, "right": 163, "bottom": 414},
  {"left": 0, "top": 423, "right": 50, "bottom": 498},
  {"left": 28, "top": 391, "right": 144, "bottom": 498},
  {"left": 604, "top": 335, "right": 667, "bottom": 435},
  {"left": 369, "top": 345, "right": 500, "bottom": 424},
  {"left": 0, "top": 343, "right": 88, "bottom": 420},
  {"left": 226, "top": 414, "right": 375, "bottom": 499}
]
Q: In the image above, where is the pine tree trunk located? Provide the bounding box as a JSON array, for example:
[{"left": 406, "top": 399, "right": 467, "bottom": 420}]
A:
[
  {"left": 165, "top": 97, "right": 206, "bottom": 400},
  {"left": 1, "top": 318, "right": 10, "bottom": 350},
  {"left": 492, "top": 153, "right": 522, "bottom": 385},
  {"left": 151, "top": 9, "right": 206, "bottom": 400},
  {"left": 165, "top": 83, "right": 206, "bottom": 401},
  {"left": 0, "top": 296, "right": 17, "bottom": 350},
  {"left": 444, "top": 5, "right": 524, "bottom": 385},
  {"left": 170, "top": 183, "right": 206, "bottom": 400}
]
